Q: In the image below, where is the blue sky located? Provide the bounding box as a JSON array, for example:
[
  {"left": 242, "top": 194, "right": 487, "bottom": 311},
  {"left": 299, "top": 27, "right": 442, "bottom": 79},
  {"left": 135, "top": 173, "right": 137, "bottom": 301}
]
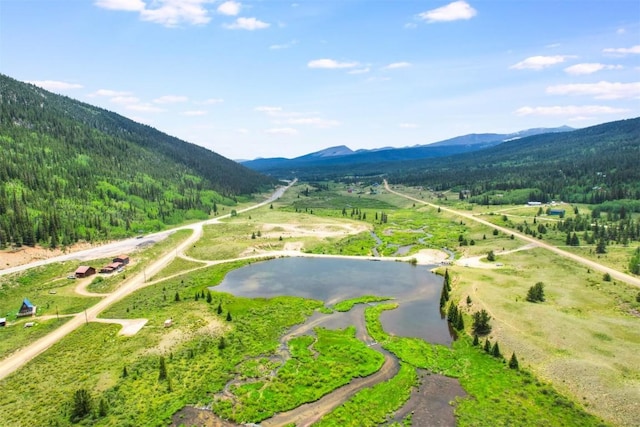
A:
[{"left": 1, "top": 1, "right": 638, "bottom": 160}]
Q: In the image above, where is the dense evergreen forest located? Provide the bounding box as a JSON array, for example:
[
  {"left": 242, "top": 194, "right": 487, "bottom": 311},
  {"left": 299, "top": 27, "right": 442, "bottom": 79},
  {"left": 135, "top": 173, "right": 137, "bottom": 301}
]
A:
[
  {"left": 0, "top": 74, "right": 277, "bottom": 249},
  {"left": 388, "top": 118, "right": 640, "bottom": 206},
  {"left": 275, "top": 118, "right": 639, "bottom": 208}
]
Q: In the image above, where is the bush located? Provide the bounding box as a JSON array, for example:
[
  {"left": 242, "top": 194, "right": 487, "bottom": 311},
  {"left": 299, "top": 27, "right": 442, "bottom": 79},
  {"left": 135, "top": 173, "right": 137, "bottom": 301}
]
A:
[{"left": 526, "top": 282, "right": 545, "bottom": 303}]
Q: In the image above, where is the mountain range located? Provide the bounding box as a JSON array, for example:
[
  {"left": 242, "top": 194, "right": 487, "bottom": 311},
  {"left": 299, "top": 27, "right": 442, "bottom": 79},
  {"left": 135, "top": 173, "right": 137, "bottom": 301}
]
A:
[{"left": 240, "top": 126, "right": 573, "bottom": 173}]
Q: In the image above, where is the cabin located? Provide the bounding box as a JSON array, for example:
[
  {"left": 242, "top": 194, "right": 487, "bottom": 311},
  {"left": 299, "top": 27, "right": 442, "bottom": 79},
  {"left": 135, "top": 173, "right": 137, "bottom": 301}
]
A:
[
  {"left": 75, "top": 266, "right": 96, "bottom": 278},
  {"left": 113, "top": 255, "right": 130, "bottom": 265},
  {"left": 527, "top": 201, "right": 542, "bottom": 206},
  {"left": 17, "top": 298, "right": 36, "bottom": 317},
  {"left": 100, "top": 262, "right": 123, "bottom": 274},
  {"left": 0, "top": 318, "right": 6, "bottom": 327}
]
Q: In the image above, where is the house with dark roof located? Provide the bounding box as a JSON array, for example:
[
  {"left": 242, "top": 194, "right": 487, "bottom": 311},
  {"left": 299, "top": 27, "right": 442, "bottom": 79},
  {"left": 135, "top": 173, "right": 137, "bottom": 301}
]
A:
[
  {"left": 113, "top": 255, "right": 130, "bottom": 265},
  {"left": 17, "top": 298, "right": 36, "bottom": 317},
  {"left": 75, "top": 266, "right": 96, "bottom": 278}
]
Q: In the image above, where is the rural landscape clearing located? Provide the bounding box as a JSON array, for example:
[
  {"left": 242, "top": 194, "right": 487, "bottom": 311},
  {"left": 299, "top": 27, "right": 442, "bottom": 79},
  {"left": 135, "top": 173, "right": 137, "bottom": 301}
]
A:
[{"left": 2, "top": 179, "right": 638, "bottom": 426}]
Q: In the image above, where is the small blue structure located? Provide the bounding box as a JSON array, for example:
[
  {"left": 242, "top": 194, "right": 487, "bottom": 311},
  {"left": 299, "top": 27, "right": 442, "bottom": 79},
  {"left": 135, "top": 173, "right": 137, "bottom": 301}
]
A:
[
  {"left": 548, "top": 209, "right": 566, "bottom": 216},
  {"left": 18, "top": 298, "right": 36, "bottom": 317}
]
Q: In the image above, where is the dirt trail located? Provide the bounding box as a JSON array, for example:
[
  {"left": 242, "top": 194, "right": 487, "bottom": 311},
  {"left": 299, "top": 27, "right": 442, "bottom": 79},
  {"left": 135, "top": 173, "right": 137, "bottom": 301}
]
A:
[
  {"left": 0, "top": 183, "right": 293, "bottom": 382},
  {"left": 384, "top": 181, "right": 640, "bottom": 289}
]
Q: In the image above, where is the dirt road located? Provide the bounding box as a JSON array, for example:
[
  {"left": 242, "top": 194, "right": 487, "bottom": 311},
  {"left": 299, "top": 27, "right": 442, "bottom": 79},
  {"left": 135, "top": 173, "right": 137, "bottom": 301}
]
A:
[
  {"left": 384, "top": 181, "right": 640, "bottom": 289},
  {"left": 0, "top": 182, "right": 294, "bottom": 382}
]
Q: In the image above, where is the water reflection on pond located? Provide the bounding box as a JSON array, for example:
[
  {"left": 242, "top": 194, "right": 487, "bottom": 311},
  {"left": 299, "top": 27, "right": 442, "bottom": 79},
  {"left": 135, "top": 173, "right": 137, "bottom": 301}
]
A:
[{"left": 214, "top": 257, "right": 453, "bottom": 345}]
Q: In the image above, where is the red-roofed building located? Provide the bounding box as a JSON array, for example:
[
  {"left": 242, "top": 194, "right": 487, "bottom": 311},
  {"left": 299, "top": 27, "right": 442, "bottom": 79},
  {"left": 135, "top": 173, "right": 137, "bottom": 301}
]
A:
[{"left": 75, "top": 266, "right": 96, "bottom": 278}]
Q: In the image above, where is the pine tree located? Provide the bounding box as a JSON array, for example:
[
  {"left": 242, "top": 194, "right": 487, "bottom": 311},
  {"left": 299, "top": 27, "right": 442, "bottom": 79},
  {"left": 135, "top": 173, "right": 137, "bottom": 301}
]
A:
[
  {"left": 484, "top": 339, "right": 491, "bottom": 353},
  {"left": 206, "top": 290, "right": 212, "bottom": 303},
  {"left": 472, "top": 334, "right": 479, "bottom": 346},
  {"left": 509, "top": 352, "right": 519, "bottom": 370},
  {"left": 226, "top": 311, "right": 232, "bottom": 321},
  {"left": 491, "top": 341, "right": 501, "bottom": 358},
  {"left": 174, "top": 292, "right": 180, "bottom": 302},
  {"left": 70, "top": 389, "right": 93, "bottom": 422},
  {"left": 217, "top": 302, "right": 223, "bottom": 314},
  {"left": 98, "top": 397, "right": 108, "bottom": 417},
  {"left": 158, "top": 356, "right": 167, "bottom": 380},
  {"left": 218, "top": 336, "right": 226, "bottom": 350},
  {"left": 122, "top": 366, "right": 128, "bottom": 378}
]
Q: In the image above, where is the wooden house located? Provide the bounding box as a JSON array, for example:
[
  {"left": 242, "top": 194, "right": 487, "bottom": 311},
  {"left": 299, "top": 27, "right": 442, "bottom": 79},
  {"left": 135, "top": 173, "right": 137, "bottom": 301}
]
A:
[
  {"left": 113, "top": 255, "right": 130, "bottom": 265},
  {"left": 17, "top": 298, "right": 36, "bottom": 317},
  {"left": 100, "top": 262, "right": 123, "bottom": 274},
  {"left": 75, "top": 266, "right": 96, "bottom": 278}
]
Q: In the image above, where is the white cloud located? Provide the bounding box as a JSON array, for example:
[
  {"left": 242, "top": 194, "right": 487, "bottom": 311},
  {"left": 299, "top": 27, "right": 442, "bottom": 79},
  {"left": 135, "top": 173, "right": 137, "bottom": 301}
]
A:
[
  {"left": 564, "top": 63, "right": 622, "bottom": 75},
  {"left": 236, "top": 128, "right": 250, "bottom": 134},
  {"left": 27, "top": 80, "right": 83, "bottom": 91},
  {"left": 269, "top": 40, "right": 298, "bottom": 50},
  {"left": 616, "top": 28, "right": 626, "bottom": 35},
  {"left": 153, "top": 95, "right": 188, "bottom": 104},
  {"left": 96, "top": 0, "right": 212, "bottom": 27},
  {"left": 308, "top": 59, "right": 359, "bottom": 69},
  {"left": 265, "top": 127, "right": 298, "bottom": 135},
  {"left": 217, "top": 1, "right": 240, "bottom": 16},
  {"left": 111, "top": 96, "right": 140, "bottom": 104},
  {"left": 285, "top": 118, "right": 340, "bottom": 128},
  {"left": 224, "top": 17, "right": 270, "bottom": 30},
  {"left": 94, "top": 0, "right": 145, "bottom": 11},
  {"left": 384, "top": 62, "right": 411, "bottom": 70},
  {"left": 399, "top": 123, "right": 419, "bottom": 128},
  {"left": 255, "top": 106, "right": 282, "bottom": 114},
  {"left": 201, "top": 98, "right": 224, "bottom": 104},
  {"left": 603, "top": 45, "right": 640, "bottom": 55},
  {"left": 91, "top": 89, "right": 131, "bottom": 97},
  {"left": 515, "top": 105, "right": 629, "bottom": 116},
  {"left": 404, "top": 22, "right": 417, "bottom": 29},
  {"left": 546, "top": 81, "right": 640, "bottom": 99},
  {"left": 126, "top": 103, "right": 166, "bottom": 112},
  {"left": 418, "top": 1, "right": 477, "bottom": 23},
  {"left": 510, "top": 55, "right": 569, "bottom": 70},
  {"left": 182, "top": 110, "right": 207, "bottom": 116},
  {"left": 348, "top": 67, "right": 370, "bottom": 74}
]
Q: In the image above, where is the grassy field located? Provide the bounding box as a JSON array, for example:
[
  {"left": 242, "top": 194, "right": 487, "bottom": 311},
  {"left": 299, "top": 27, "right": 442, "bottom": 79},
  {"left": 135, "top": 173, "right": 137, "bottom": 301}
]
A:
[
  {"left": 440, "top": 248, "right": 640, "bottom": 426},
  {"left": 1, "top": 180, "right": 638, "bottom": 426}
]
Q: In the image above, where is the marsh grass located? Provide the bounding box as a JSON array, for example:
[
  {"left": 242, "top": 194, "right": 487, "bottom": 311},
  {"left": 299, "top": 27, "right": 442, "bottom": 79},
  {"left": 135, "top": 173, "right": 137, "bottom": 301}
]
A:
[
  {"left": 365, "top": 303, "right": 609, "bottom": 426},
  {"left": 315, "top": 362, "right": 417, "bottom": 427}
]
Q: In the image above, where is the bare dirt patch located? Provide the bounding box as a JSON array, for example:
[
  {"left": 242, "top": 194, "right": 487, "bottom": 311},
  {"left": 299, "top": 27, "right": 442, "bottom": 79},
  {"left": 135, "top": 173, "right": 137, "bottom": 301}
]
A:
[
  {"left": 1, "top": 243, "right": 95, "bottom": 270},
  {"left": 392, "top": 369, "right": 466, "bottom": 426},
  {"left": 261, "top": 222, "right": 369, "bottom": 240},
  {"left": 92, "top": 318, "right": 148, "bottom": 336}
]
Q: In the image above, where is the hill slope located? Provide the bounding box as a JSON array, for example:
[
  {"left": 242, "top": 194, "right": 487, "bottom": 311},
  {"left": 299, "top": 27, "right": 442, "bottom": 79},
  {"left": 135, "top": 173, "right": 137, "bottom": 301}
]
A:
[{"left": 0, "top": 74, "right": 277, "bottom": 248}]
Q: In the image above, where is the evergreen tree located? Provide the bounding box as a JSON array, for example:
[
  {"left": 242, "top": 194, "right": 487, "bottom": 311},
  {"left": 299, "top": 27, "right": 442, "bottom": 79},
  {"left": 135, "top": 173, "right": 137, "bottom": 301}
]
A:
[
  {"left": 98, "top": 397, "right": 108, "bottom": 417},
  {"left": 487, "top": 250, "right": 496, "bottom": 262},
  {"left": 491, "top": 341, "right": 501, "bottom": 358},
  {"left": 472, "top": 334, "right": 479, "bottom": 346},
  {"left": 526, "top": 282, "right": 545, "bottom": 302},
  {"left": 174, "top": 292, "right": 180, "bottom": 302},
  {"left": 206, "top": 290, "right": 213, "bottom": 303},
  {"left": 508, "top": 352, "right": 519, "bottom": 370},
  {"left": 472, "top": 309, "right": 492, "bottom": 335},
  {"left": 217, "top": 302, "right": 223, "bottom": 314},
  {"left": 122, "top": 366, "right": 128, "bottom": 378},
  {"left": 70, "top": 389, "right": 93, "bottom": 422},
  {"left": 484, "top": 339, "right": 491, "bottom": 353},
  {"left": 218, "top": 336, "right": 226, "bottom": 350},
  {"left": 158, "top": 356, "right": 167, "bottom": 380},
  {"left": 226, "top": 311, "right": 232, "bottom": 321}
]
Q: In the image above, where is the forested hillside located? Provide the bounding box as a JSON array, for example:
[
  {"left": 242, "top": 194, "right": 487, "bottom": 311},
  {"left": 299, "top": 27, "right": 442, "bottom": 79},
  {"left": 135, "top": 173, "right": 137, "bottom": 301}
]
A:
[
  {"left": 0, "top": 74, "right": 277, "bottom": 249},
  {"left": 387, "top": 118, "right": 640, "bottom": 205}
]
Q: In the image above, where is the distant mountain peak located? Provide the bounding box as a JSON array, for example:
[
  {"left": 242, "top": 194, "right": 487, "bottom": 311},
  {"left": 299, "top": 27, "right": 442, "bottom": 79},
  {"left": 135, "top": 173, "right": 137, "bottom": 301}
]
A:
[{"left": 307, "top": 145, "right": 354, "bottom": 158}]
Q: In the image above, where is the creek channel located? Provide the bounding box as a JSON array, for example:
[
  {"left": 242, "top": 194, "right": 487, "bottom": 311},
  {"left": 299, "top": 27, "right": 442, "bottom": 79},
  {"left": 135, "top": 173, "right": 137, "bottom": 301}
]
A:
[{"left": 177, "top": 257, "right": 465, "bottom": 426}]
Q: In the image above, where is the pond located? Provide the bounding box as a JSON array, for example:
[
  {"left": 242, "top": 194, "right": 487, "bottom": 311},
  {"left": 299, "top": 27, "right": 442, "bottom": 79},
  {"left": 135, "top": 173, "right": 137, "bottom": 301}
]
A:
[{"left": 214, "top": 257, "right": 453, "bottom": 345}]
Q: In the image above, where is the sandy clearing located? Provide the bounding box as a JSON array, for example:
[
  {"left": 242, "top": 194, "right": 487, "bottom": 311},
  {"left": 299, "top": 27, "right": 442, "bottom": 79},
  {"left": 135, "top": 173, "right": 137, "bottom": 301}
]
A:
[
  {"left": 261, "top": 222, "right": 369, "bottom": 239},
  {"left": 91, "top": 318, "right": 148, "bottom": 336}
]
